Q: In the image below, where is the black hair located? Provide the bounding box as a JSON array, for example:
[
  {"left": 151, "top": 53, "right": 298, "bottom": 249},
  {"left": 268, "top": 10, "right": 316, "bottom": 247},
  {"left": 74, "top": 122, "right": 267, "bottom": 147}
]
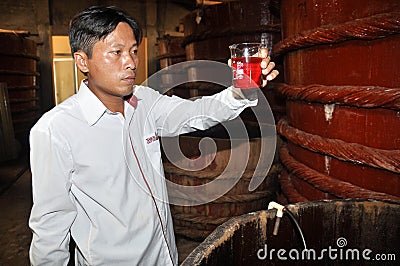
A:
[{"left": 68, "top": 6, "right": 143, "bottom": 58}]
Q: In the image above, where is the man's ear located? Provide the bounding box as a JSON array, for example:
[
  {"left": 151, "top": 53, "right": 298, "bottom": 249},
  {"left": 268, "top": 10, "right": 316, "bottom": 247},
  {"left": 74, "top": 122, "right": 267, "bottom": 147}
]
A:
[{"left": 74, "top": 51, "right": 89, "bottom": 74}]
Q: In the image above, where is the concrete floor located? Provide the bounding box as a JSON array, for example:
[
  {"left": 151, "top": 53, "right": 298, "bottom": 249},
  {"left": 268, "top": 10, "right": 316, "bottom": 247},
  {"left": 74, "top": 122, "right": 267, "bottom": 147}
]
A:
[
  {"left": 0, "top": 153, "right": 200, "bottom": 265},
  {"left": 0, "top": 153, "right": 31, "bottom": 265}
]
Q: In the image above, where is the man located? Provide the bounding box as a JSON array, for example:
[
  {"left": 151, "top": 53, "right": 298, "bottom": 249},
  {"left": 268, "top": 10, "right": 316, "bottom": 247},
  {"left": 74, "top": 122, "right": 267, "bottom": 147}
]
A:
[{"left": 29, "top": 6, "right": 279, "bottom": 265}]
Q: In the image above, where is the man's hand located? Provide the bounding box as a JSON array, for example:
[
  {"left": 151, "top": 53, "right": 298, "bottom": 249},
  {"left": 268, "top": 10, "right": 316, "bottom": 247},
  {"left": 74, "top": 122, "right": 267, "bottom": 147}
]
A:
[
  {"left": 228, "top": 47, "right": 279, "bottom": 100},
  {"left": 259, "top": 47, "right": 279, "bottom": 87}
]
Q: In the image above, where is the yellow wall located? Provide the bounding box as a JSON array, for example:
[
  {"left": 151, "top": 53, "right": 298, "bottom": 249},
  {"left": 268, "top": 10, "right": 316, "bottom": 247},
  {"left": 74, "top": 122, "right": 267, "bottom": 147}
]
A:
[
  {"left": 52, "top": 36, "right": 72, "bottom": 55},
  {"left": 136, "top": 37, "right": 148, "bottom": 85}
]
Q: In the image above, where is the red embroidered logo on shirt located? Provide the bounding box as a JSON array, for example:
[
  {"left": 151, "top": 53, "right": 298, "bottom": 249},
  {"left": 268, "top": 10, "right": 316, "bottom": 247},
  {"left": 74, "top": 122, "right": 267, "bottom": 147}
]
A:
[
  {"left": 146, "top": 132, "right": 159, "bottom": 144},
  {"left": 126, "top": 94, "right": 138, "bottom": 108}
]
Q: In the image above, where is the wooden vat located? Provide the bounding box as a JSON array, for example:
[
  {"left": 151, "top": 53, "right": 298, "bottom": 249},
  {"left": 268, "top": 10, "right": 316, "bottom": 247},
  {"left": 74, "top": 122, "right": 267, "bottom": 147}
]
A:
[
  {"left": 163, "top": 122, "right": 280, "bottom": 240},
  {"left": 0, "top": 33, "right": 40, "bottom": 144},
  {"left": 183, "top": 0, "right": 281, "bottom": 62},
  {"left": 155, "top": 35, "right": 188, "bottom": 97},
  {"left": 181, "top": 0, "right": 285, "bottom": 121},
  {"left": 275, "top": 0, "right": 400, "bottom": 203},
  {"left": 182, "top": 199, "right": 400, "bottom": 265},
  {"left": 0, "top": 83, "right": 18, "bottom": 161},
  {"left": 157, "top": 35, "right": 186, "bottom": 69}
]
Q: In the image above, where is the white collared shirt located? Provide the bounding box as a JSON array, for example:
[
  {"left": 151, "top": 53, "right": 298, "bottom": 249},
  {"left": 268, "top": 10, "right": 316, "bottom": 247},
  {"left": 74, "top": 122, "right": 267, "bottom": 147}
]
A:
[{"left": 29, "top": 81, "right": 257, "bottom": 265}]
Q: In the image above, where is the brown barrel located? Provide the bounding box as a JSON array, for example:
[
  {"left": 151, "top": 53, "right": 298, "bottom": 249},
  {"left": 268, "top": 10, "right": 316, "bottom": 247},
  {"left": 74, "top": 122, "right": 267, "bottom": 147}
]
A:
[
  {"left": 275, "top": 0, "right": 400, "bottom": 203},
  {"left": 163, "top": 123, "right": 280, "bottom": 240},
  {"left": 155, "top": 35, "right": 189, "bottom": 97},
  {"left": 182, "top": 0, "right": 286, "bottom": 121},
  {"left": 182, "top": 199, "right": 400, "bottom": 265},
  {"left": 0, "top": 82, "right": 18, "bottom": 161},
  {"left": 0, "top": 33, "right": 40, "bottom": 144},
  {"left": 183, "top": 0, "right": 281, "bottom": 62},
  {"left": 156, "top": 35, "right": 186, "bottom": 69}
]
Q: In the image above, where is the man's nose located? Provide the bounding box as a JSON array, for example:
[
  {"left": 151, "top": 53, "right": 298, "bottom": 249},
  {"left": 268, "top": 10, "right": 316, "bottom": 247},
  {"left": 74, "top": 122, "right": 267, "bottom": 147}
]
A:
[{"left": 124, "top": 53, "right": 137, "bottom": 70}]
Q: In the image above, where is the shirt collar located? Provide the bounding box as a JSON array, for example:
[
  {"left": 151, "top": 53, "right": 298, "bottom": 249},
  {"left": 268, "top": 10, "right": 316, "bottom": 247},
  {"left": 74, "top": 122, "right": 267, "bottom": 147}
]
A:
[{"left": 76, "top": 80, "right": 108, "bottom": 126}]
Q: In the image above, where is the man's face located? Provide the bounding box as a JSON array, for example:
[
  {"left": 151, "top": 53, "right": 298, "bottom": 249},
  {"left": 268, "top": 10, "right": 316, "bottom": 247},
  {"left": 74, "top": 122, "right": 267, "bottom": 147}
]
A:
[{"left": 84, "top": 22, "right": 139, "bottom": 101}]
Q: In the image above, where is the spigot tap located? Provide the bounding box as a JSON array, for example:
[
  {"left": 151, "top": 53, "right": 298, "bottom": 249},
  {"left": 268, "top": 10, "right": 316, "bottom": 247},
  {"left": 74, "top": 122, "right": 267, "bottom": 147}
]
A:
[{"left": 268, "top": 201, "right": 285, "bottom": 236}]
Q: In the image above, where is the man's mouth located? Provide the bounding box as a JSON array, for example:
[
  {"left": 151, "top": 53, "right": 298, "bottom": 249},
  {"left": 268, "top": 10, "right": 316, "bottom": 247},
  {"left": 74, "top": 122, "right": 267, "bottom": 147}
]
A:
[{"left": 123, "top": 76, "right": 136, "bottom": 85}]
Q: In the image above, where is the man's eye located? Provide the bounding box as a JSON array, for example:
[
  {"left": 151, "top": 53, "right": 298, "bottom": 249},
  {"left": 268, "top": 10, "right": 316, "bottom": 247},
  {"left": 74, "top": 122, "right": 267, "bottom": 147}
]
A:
[
  {"left": 112, "top": 50, "right": 121, "bottom": 55},
  {"left": 131, "top": 49, "right": 138, "bottom": 55}
]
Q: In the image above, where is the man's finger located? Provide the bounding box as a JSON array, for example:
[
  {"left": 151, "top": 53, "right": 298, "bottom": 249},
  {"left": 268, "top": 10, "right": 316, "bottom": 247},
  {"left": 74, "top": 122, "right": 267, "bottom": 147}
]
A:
[
  {"left": 262, "top": 69, "right": 279, "bottom": 87},
  {"left": 262, "top": 61, "right": 276, "bottom": 76},
  {"left": 259, "top": 47, "right": 269, "bottom": 58},
  {"left": 260, "top": 56, "right": 271, "bottom": 69},
  {"left": 267, "top": 69, "right": 279, "bottom": 81}
]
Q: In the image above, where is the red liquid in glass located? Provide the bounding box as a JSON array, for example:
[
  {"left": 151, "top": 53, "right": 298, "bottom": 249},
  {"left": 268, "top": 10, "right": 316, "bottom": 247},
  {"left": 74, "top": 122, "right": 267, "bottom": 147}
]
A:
[{"left": 231, "top": 56, "right": 262, "bottom": 89}]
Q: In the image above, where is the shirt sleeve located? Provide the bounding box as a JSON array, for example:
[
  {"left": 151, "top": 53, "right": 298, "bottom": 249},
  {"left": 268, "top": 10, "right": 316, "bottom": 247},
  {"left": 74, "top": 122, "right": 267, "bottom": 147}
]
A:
[
  {"left": 142, "top": 86, "right": 258, "bottom": 137},
  {"left": 29, "top": 127, "right": 77, "bottom": 265}
]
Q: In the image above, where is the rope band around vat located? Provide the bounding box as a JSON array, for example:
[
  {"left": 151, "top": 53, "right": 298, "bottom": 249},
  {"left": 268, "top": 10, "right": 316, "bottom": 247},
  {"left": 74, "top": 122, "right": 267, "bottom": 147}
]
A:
[
  {"left": 279, "top": 144, "right": 400, "bottom": 202},
  {"left": 277, "top": 118, "right": 400, "bottom": 174},
  {"left": 275, "top": 83, "right": 400, "bottom": 110},
  {"left": 274, "top": 11, "right": 400, "bottom": 56}
]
